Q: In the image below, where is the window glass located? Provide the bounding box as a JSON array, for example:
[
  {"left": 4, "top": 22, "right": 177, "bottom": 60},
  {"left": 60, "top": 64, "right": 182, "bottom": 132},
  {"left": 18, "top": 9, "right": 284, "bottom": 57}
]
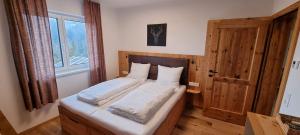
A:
[
  {"left": 49, "top": 17, "right": 64, "bottom": 68},
  {"left": 64, "top": 20, "right": 89, "bottom": 66}
]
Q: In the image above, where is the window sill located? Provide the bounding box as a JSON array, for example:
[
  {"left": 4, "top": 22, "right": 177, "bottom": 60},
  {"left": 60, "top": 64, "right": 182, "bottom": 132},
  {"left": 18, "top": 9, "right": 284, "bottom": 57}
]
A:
[{"left": 56, "top": 68, "right": 89, "bottom": 78}]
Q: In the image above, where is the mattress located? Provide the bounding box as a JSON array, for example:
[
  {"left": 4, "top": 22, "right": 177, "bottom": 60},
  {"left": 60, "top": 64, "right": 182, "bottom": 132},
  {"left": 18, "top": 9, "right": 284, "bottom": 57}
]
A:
[
  {"left": 60, "top": 94, "right": 98, "bottom": 119},
  {"left": 60, "top": 80, "right": 186, "bottom": 135}
]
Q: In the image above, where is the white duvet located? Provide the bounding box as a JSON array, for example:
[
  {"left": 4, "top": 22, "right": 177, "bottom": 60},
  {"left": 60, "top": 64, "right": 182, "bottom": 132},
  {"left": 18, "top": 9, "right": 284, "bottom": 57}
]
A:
[
  {"left": 77, "top": 77, "right": 139, "bottom": 105},
  {"left": 108, "top": 82, "right": 176, "bottom": 124}
]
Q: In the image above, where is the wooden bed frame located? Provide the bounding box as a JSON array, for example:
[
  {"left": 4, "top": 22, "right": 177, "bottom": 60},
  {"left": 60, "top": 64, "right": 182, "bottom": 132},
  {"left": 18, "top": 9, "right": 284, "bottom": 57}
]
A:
[{"left": 58, "top": 55, "right": 189, "bottom": 135}]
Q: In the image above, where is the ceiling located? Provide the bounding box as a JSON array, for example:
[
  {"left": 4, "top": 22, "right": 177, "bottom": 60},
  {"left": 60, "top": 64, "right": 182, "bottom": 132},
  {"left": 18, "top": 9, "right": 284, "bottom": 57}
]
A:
[{"left": 99, "top": 0, "right": 178, "bottom": 9}]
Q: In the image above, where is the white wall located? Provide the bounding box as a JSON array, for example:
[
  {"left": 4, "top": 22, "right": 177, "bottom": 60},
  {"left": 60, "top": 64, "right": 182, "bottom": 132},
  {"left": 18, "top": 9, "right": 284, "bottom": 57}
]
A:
[
  {"left": 0, "top": 0, "right": 119, "bottom": 133},
  {"left": 273, "top": 0, "right": 299, "bottom": 13},
  {"left": 102, "top": 6, "right": 120, "bottom": 79},
  {"left": 280, "top": 34, "right": 300, "bottom": 118},
  {"left": 47, "top": 0, "right": 84, "bottom": 15},
  {"left": 118, "top": 0, "right": 273, "bottom": 56}
]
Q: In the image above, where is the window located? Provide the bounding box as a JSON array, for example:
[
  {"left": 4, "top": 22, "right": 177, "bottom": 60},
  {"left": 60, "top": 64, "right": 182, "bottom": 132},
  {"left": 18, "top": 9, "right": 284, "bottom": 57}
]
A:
[
  {"left": 49, "top": 13, "right": 89, "bottom": 76},
  {"left": 64, "top": 20, "right": 89, "bottom": 66},
  {"left": 49, "top": 18, "right": 64, "bottom": 68}
]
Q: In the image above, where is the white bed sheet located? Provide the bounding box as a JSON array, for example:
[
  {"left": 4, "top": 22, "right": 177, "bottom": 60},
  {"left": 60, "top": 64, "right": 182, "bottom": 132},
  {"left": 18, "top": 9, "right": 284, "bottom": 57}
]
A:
[
  {"left": 77, "top": 77, "right": 139, "bottom": 105},
  {"left": 88, "top": 85, "right": 186, "bottom": 135},
  {"left": 60, "top": 80, "right": 186, "bottom": 135},
  {"left": 59, "top": 82, "right": 142, "bottom": 118}
]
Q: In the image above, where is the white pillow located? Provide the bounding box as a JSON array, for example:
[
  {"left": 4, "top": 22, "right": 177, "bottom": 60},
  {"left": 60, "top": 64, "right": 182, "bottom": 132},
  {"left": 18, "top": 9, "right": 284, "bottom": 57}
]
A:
[
  {"left": 157, "top": 65, "right": 184, "bottom": 87},
  {"left": 127, "top": 62, "right": 151, "bottom": 82}
]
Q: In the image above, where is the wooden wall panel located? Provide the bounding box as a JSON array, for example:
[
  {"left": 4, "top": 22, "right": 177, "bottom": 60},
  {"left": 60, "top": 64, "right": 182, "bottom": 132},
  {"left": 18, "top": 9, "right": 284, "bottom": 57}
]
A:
[{"left": 118, "top": 51, "right": 208, "bottom": 107}]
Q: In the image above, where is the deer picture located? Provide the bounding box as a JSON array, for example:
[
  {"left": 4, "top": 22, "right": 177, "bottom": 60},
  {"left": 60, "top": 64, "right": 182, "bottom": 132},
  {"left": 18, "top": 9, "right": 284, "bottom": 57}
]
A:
[{"left": 150, "top": 25, "right": 163, "bottom": 45}]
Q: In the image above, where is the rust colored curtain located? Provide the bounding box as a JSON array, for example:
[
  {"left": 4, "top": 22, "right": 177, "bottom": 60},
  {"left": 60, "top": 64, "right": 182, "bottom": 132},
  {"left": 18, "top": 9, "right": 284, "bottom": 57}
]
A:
[
  {"left": 84, "top": 0, "right": 107, "bottom": 85},
  {"left": 4, "top": 0, "right": 58, "bottom": 111}
]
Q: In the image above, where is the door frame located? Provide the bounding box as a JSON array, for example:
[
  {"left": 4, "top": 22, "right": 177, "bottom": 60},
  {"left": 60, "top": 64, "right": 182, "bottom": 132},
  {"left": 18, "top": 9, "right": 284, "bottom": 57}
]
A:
[
  {"left": 272, "top": 1, "right": 300, "bottom": 116},
  {"left": 253, "top": 10, "right": 298, "bottom": 115}
]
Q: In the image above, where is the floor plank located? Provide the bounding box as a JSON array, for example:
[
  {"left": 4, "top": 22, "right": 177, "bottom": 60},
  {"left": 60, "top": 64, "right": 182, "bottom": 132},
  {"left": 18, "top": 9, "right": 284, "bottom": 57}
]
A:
[
  {"left": 0, "top": 111, "right": 17, "bottom": 135},
  {"left": 20, "top": 108, "right": 244, "bottom": 135},
  {"left": 20, "top": 118, "right": 63, "bottom": 135},
  {"left": 172, "top": 108, "right": 244, "bottom": 135}
]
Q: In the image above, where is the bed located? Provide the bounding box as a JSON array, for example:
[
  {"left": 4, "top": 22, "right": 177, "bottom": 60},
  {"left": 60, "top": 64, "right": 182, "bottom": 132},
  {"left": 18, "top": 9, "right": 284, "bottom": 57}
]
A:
[{"left": 58, "top": 55, "right": 189, "bottom": 135}]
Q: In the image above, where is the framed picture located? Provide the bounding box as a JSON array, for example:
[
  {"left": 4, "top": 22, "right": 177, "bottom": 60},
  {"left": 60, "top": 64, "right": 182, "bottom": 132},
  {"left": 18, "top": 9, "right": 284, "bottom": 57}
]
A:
[{"left": 147, "top": 23, "right": 167, "bottom": 46}]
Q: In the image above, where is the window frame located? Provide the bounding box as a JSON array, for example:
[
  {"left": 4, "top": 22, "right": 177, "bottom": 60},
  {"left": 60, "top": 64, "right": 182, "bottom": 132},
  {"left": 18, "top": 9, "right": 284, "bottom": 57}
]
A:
[{"left": 49, "top": 12, "right": 89, "bottom": 77}]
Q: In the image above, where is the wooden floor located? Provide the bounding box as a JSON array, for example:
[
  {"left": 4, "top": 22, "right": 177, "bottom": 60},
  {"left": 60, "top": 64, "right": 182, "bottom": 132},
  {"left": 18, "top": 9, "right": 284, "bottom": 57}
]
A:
[
  {"left": 20, "top": 108, "right": 244, "bottom": 135},
  {"left": 173, "top": 108, "right": 244, "bottom": 135}
]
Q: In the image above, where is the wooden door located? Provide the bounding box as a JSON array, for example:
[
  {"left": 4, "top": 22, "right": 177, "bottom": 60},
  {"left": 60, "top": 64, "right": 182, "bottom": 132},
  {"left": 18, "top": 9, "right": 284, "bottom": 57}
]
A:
[
  {"left": 254, "top": 10, "right": 297, "bottom": 115},
  {"left": 203, "top": 18, "right": 270, "bottom": 125}
]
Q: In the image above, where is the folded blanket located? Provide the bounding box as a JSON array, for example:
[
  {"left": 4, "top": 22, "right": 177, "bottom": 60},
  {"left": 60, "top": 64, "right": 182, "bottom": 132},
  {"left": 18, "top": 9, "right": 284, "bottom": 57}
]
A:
[
  {"left": 108, "top": 82, "right": 175, "bottom": 124},
  {"left": 77, "top": 77, "right": 139, "bottom": 105}
]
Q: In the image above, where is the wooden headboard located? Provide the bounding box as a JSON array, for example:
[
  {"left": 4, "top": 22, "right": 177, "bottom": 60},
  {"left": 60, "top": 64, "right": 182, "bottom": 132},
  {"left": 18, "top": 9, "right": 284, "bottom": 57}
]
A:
[
  {"left": 128, "top": 55, "right": 189, "bottom": 85},
  {"left": 119, "top": 51, "right": 208, "bottom": 107}
]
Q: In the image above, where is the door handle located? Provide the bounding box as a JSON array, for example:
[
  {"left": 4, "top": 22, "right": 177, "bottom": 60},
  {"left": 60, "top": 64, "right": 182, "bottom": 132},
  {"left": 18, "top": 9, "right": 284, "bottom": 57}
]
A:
[
  {"left": 234, "top": 74, "right": 241, "bottom": 79},
  {"left": 209, "top": 70, "right": 218, "bottom": 74},
  {"left": 208, "top": 70, "right": 218, "bottom": 77}
]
